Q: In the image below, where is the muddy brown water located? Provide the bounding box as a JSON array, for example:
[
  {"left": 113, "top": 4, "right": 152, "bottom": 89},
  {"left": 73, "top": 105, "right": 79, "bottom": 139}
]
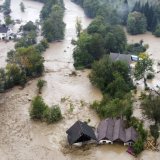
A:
[{"left": 0, "top": 0, "right": 160, "bottom": 159}]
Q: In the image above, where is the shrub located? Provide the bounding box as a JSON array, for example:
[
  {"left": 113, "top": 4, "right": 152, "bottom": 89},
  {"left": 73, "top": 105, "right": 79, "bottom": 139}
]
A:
[
  {"left": 133, "top": 137, "right": 144, "bottom": 155},
  {"left": 146, "top": 72, "right": 155, "bottom": 80},
  {"left": 37, "top": 79, "right": 46, "bottom": 93},
  {"left": 43, "top": 105, "right": 62, "bottom": 123},
  {"left": 30, "top": 96, "right": 47, "bottom": 120}
]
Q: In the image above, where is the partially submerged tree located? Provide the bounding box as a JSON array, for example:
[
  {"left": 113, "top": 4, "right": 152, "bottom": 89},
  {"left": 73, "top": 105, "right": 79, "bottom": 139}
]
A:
[
  {"left": 37, "top": 79, "right": 46, "bottom": 94},
  {"left": 150, "top": 125, "right": 159, "bottom": 145},
  {"left": 141, "top": 94, "right": 160, "bottom": 125},
  {"left": 20, "top": 2, "right": 25, "bottom": 12},
  {"left": 75, "top": 17, "right": 82, "bottom": 37},
  {"left": 127, "top": 11, "right": 147, "bottom": 35},
  {"left": 134, "top": 53, "right": 153, "bottom": 89}
]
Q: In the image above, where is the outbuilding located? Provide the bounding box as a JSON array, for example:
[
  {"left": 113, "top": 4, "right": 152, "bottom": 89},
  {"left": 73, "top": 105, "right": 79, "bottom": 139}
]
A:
[{"left": 66, "top": 120, "right": 97, "bottom": 145}]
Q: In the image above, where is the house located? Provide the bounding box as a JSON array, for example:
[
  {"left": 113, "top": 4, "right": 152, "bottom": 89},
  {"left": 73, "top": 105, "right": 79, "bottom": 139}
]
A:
[
  {"left": 0, "top": 25, "right": 8, "bottom": 39},
  {"left": 0, "top": 25, "right": 13, "bottom": 40},
  {"left": 66, "top": 120, "right": 97, "bottom": 145},
  {"left": 109, "top": 53, "right": 132, "bottom": 65},
  {"left": 97, "top": 118, "right": 138, "bottom": 146},
  {"left": 97, "top": 118, "right": 114, "bottom": 144},
  {"left": 124, "top": 126, "right": 138, "bottom": 146}
]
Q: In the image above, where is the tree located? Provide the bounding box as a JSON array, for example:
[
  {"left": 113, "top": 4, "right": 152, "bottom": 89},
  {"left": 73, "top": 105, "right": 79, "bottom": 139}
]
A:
[
  {"left": 154, "top": 24, "right": 160, "bottom": 37},
  {"left": 37, "top": 79, "right": 46, "bottom": 94},
  {"left": 134, "top": 53, "right": 153, "bottom": 88},
  {"left": 30, "top": 96, "right": 48, "bottom": 120},
  {"left": 150, "top": 125, "right": 159, "bottom": 145},
  {"left": 5, "top": 16, "right": 13, "bottom": 25},
  {"left": 20, "top": 2, "right": 25, "bottom": 12},
  {"left": 42, "top": 4, "right": 65, "bottom": 42},
  {"left": 133, "top": 137, "right": 144, "bottom": 155},
  {"left": 127, "top": 11, "right": 147, "bottom": 35},
  {"left": 89, "top": 56, "right": 132, "bottom": 94},
  {"left": 23, "top": 21, "right": 36, "bottom": 31},
  {"left": 141, "top": 94, "right": 160, "bottom": 125},
  {"left": 43, "top": 105, "right": 62, "bottom": 123},
  {"left": 16, "top": 47, "right": 44, "bottom": 77},
  {"left": 75, "top": 17, "right": 82, "bottom": 37}
]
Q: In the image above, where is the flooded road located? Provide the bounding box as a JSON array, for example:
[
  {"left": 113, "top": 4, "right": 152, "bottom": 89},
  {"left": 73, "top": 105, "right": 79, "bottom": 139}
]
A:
[{"left": 0, "top": 0, "right": 160, "bottom": 159}]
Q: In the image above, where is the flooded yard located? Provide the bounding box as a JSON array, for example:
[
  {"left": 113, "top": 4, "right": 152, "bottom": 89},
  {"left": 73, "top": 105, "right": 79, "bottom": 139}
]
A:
[{"left": 0, "top": 0, "right": 160, "bottom": 160}]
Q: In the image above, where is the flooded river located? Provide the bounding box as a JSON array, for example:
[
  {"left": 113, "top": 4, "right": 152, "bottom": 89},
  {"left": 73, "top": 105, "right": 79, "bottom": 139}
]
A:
[{"left": 0, "top": 0, "right": 160, "bottom": 160}]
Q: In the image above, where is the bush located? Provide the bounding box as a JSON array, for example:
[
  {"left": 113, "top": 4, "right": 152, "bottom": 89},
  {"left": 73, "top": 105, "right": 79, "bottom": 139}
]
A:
[
  {"left": 30, "top": 96, "right": 48, "bottom": 120},
  {"left": 37, "top": 79, "right": 46, "bottom": 93},
  {"left": 43, "top": 105, "right": 62, "bottom": 123},
  {"left": 30, "top": 96, "right": 62, "bottom": 123},
  {"left": 154, "top": 24, "right": 160, "bottom": 37},
  {"left": 133, "top": 137, "right": 144, "bottom": 155},
  {"left": 146, "top": 72, "right": 155, "bottom": 80}
]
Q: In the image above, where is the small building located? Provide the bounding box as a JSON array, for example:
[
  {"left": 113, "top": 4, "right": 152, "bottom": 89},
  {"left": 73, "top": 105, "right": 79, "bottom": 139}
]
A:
[
  {"left": 97, "top": 118, "right": 114, "bottom": 144},
  {"left": 124, "top": 127, "right": 138, "bottom": 146},
  {"left": 66, "top": 120, "right": 97, "bottom": 145},
  {"left": 109, "top": 53, "right": 132, "bottom": 66},
  {"left": 0, "top": 25, "right": 8, "bottom": 39},
  {"left": 97, "top": 118, "right": 138, "bottom": 146}
]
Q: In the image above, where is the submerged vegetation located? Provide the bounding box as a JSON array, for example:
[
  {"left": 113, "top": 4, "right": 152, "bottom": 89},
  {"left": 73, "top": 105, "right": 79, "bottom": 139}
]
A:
[{"left": 30, "top": 96, "right": 62, "bottom": 123}]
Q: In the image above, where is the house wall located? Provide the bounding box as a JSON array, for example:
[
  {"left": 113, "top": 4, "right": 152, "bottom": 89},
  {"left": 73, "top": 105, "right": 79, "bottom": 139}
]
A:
[
  {"left": 99, "top": 140, "right": 113, "bottom": 144},
  {"left": 0, "top": 33, "right": 7, "bottom": 39}
]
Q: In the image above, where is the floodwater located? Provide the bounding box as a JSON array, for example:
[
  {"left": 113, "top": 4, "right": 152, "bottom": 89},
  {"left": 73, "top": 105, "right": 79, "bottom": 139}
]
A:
[
  {"left": 10, "top": 0, "right": 43, "bottom": 23},
  {"left": 0, "top": 0, "right": 160, "bottom": 160},
  {"left": 0, "top": 41, "right": 15, "bottom": 68}
]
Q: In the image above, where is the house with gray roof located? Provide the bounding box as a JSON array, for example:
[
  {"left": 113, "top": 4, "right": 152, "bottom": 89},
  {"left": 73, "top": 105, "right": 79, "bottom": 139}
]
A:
[
  {"left": 66, "top": 120, "right": 97, "bottom": 145},
  {"left": 97, "top": 118, "right": 138, "bottom": 146}
]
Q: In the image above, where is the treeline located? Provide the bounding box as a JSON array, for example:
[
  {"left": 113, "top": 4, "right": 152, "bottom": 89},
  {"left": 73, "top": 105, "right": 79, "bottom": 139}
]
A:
[
  {"left": 35, "top": 0, "right": 65, "bottom": 42},
  {"left": 73, "top": 16, "right": 146, "bottom": 69},
  {"left": 72, "top": 0, "right": 160, "bottom": 36},
  {"left": 0, "top": 21, "right": 49, "bottom": 92}
]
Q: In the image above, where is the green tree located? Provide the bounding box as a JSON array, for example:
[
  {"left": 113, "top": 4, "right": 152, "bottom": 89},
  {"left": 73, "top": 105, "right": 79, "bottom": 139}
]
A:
[
  {"left": 150, "top": 125, "right": 159, "bottom": 145},
  {"left": 133, "top": 137, "right": 144, "bottom": 155},
  {"left": 42, "top": 4, "right": 65, "bottom": 42},
  {"left": 134, "top": 53, "right": 153, "bottom": 88},
  {"left": 43, "top": 105, "right": 62, "bottom": 123},
  {"left": 37, "top": 79, "right": 46, "bottom": 94},
  {"left": 30, "top": 96, "right": 47, "bottom": 120},
  {"left": 23, "top": 21, "right": 36, "bottom": 31},
  {"left": 154, "top": 24, "right": 160, "bottom": 37},
  {"left": 20, "top": 2, "right": 25, "bottom": 12},
  {"left": 75, "top": 17, "right": 82, "bottom": 37},
  {"left": 89, "top": 56, "right": 132, "bottom": 94},
  {"left": 5, "top": 16, "right": 13, "bottom": 25},
  {"left": 127, "top": 11, "right": 147, "bottom": 35},
  {"left": 141, "top": 94, "right": 160, "bottom": 125}
]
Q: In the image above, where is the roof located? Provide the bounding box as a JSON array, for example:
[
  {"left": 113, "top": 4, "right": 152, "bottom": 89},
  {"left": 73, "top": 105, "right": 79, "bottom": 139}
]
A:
[
  {"left": 97, "top": 118, "right": 138, "bottom": 143},
  {"left": 112, "top": 119, "right": 126, "bottom": 142},
  {"left": 97, "top": 118, "right": 114, "bottom": 141},
  {"left": 0, "top": 25, "right": 8, "bottom": 33},
  {"left": 125, "top": 126, "right": 138, "bottom": 142},
  {"left": 110, "top": 53, "right": 132, "bottom": 65},
  {"left": 66, "top": 121, "right": 97, "bottom": 145}
]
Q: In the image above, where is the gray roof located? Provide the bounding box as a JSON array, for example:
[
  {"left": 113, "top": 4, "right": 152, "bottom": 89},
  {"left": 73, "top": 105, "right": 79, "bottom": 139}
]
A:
[
  {"left": 0, "top": 25, "right": 8, "bottom": 33},
  {"left": 97, "top": 118, "right": 114, "bottom": 141},
  {"left": 97, "top": 118, "right": 138, "bottom": 143},
  {"left": 66, "top": 121, "right": 97, "bottom": 145},
  {"left": 112, "top": 119, "right": 126, "bottom": 142},
  {"left": 125, "top": 126, "right": 138, "bottom": 143},
  {"left": 109, "top": 53, "right": 132, "bottom": 65}
]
